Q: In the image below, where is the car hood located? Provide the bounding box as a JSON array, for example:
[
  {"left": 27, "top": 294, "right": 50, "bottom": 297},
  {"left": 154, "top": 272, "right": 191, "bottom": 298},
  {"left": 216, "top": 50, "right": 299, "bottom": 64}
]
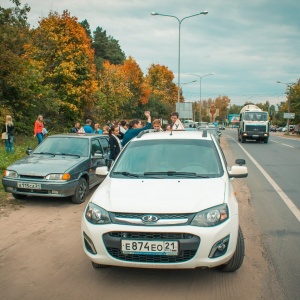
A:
[
  {"left": 7, "top": 155, "right": 86, "bottom": 175},
  {"left": 91, "top": 178, "right": 226, "bottom": 213}
]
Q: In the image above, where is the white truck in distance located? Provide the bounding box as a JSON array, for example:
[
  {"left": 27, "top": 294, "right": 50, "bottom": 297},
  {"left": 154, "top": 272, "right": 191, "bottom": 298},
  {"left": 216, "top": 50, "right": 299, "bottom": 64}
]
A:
[{"left": 238, "top": 104, "right": 269, "bottom": 143}]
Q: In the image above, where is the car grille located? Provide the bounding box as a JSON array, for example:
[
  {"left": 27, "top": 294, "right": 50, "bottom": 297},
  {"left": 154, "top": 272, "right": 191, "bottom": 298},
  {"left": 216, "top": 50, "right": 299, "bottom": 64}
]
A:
[
  {"left": 109, "top": 232, "right": 194, "bottom": 239},
  {"left": 245, "top": 125, "right": 266, "bottom": 132},
  {"left": 114, "top": 213, "right": 190, "bottom": 219},
  {"left": 16, "top": 188, "right": 49, "bottom": 194},
  {"left": 110, "top": 212, "right": 195, "bottom": 226},
  {"left": 20, "top": 175, "right": 44, "bottom": 180},
  {"left": 103, "top": 231, "right": 200, "bottom": 264},
  {"left": 106, "top": 248, "right": 197, "bottom": 263}
]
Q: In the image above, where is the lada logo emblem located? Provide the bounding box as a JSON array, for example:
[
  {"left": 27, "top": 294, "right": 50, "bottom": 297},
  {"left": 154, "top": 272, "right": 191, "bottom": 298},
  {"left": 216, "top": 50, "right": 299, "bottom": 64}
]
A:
[{"left": 141, "top": 215, "right": 159, "bottom": 223}]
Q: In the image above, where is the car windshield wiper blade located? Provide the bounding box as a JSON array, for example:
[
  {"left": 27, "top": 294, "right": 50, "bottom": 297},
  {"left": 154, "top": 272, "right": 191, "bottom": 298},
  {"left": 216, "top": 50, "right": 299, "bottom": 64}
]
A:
[
  {"left": 144, "top": 171, "right": 209, "bottom": 178},
  {"left": 33, "top": 152, "right": 55, "bottom": 156},
  {"left": 56, "top": 153, "right": 80, "bottom": 158},
  {"left": 113, "top": 171, "right": 140, "bottom": 178}
]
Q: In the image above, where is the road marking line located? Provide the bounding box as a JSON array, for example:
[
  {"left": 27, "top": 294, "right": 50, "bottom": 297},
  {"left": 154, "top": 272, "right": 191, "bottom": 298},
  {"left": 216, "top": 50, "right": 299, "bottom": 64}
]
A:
[
  {"left": 281, "top": 143, "right": 294, "bottom": 148},
  {"left": 227, "top": 135, "right": 300, "bottom": 222}
]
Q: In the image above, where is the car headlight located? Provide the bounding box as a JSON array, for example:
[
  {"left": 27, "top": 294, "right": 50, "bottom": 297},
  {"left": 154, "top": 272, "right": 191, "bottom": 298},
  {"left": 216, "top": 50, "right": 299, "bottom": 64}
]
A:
[
  {"left": 191, "top": 204, "right": 229, "bottom": 227},
  {"left": 4, "top": 170, "right": 18, "bottom": 178},
  {"left": 45, "top": 173, "right": 71, "bottom": 180},
  {"left": 85, "top": 203, "right": 111, "bottom": 225}
]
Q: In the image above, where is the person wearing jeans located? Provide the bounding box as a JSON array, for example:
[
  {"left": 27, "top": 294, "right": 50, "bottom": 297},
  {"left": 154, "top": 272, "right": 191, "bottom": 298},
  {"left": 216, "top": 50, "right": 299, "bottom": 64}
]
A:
[
  {"left": 2, "top": 115, "right": 15, "bottom": 154},
  {"left": 34, "top": 115, "right": 44, "bottom": 144}
]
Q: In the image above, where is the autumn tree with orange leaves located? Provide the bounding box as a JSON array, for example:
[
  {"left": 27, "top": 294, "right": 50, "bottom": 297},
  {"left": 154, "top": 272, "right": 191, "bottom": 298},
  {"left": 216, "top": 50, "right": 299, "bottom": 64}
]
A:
[
  {"left": 23, "top": 10, "right": 98, "bottom": 126},
  {"left": 145, "top": 64, "right": 178, "bottom": 119}
]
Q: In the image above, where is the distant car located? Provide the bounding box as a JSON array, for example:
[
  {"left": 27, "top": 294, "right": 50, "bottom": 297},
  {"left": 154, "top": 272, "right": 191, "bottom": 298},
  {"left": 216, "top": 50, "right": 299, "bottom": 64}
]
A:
[
  {"left": 204, "top": 127, "right": 222, "bottom": 143},
  {"left": 82, "top": 129, "right": 248, "bottom": 271},
  {"left": 219, "top": 126, "right": 226, "bottom": 130},
  {"left": 270, "top": 126, "right": 277, "bottom": 132},
  {"left": 2, "top": 134, "right": 110, "bottom": 204}
]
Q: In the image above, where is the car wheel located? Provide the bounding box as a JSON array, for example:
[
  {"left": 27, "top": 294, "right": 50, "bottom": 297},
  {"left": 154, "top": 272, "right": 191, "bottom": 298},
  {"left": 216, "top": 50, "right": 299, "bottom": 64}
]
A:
[
  {"left": 92, "top": 261, "right": 110, "bottom": 269},
  {"left": 264, "top": 137, "right": 269, "bottom": 143},
  {"left": 217, "top": 226, "right": 245, "bottom": 272},
  {"left": 71, "top": 178, "right": 88, "bottom": 204},
  {"left": 241, "top": 137, "right": 246, "bottom": 143},
  {"left": 12, "top": 193, "right": 27, "bottom": 200}
]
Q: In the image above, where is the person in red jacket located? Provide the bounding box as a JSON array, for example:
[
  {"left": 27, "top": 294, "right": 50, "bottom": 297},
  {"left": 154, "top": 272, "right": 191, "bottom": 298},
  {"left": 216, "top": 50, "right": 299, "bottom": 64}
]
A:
[{"left": 34, "top": 115, "right": 44, "bottom": 144}]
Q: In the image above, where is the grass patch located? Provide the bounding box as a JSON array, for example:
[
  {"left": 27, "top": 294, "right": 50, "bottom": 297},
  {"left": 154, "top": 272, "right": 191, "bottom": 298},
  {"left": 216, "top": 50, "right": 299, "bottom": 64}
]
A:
[{"left": 0, "top": 135, "right": 38, "bottom": 206}]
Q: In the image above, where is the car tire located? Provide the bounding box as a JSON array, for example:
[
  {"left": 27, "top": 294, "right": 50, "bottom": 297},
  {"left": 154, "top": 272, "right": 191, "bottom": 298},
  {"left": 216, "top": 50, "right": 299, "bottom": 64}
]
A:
[
  {"left": 71, "top": 178, "right": 88, "bottom": 204},
  {"left": 217, "top": 226, "right": 245, "bottom": 272},
  {"left": 92, "top": 261, "right": 110, "bottom": 269},
  {"left": 241, "top": 137, "right": 246, "bottom": 143},
  {"left": 264, "top": 137, "right": 269, "bottom": 143},
  {"left": 12, "top": 193, "right": 27, "bottom": 200}
]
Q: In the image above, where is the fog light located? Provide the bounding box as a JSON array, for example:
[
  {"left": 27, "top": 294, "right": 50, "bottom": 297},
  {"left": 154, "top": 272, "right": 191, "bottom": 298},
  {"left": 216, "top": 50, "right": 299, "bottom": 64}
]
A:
[
  {"left": 7, "top": 187, "right": 13, "bottom": 192},
  {"left": 242, "top": 133, "right": 247, "bottom": 136},
  {"left": 209, "top": 235, "right": 230, "bottom": 258},
  {"left": 52, "top": 190, "right": 59, "bottom": 194},
  {"left": 83, "top": 232, "right": 97, "bottom": 255}
]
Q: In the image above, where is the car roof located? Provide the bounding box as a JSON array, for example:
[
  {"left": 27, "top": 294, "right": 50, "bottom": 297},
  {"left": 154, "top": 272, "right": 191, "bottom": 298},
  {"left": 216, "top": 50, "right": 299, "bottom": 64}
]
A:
[
  {"left": 132, "top": 130, "right": 214, "bottom": 142},
  {"left": 47, "top": 133, "right": 108, "bottom": 139}
]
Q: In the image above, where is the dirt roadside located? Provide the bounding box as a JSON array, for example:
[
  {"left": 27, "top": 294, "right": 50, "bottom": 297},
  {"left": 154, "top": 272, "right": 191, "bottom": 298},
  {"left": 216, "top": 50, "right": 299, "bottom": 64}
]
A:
[{"left": 0, "top": 136, "right": 286, "bottom": 300}]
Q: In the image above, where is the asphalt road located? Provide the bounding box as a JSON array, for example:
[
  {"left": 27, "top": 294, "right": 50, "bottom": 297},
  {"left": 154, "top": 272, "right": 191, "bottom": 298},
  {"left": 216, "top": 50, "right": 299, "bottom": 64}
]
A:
[{"left": 223, "top": 129, "right": 300, "bottom": 300}]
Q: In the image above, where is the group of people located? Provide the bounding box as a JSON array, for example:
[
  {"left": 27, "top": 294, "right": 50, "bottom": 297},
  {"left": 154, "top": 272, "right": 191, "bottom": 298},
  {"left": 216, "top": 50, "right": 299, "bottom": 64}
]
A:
[{"left": 1, "top": 111, "right": 181, "bottom": 157}]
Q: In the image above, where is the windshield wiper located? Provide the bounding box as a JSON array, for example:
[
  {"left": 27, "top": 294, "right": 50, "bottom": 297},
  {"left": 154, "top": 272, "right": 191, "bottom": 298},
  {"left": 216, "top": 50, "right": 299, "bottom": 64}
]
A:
[
  {"left": 144, "top": 171, "right": 209, "bottom": 178},
  {"left": 56, "top": 153, "right": 80, "bottom": 158},
  {"left": 33, "top": 152, "right": 55, "bottom": 156},
  {"left": 113, "top": 171, "right": 140, "bottom": 178}
]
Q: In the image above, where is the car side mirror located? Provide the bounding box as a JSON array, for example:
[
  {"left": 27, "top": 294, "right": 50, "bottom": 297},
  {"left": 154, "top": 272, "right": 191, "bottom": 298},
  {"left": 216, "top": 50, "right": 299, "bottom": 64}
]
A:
[
  {"left": 228, "top": 165, "right": 248, "bottom": 178},
  {"left": 26, "top": 147, "right": 33, "bottom": 155},
  {"left": 96, "top": 166, "right": 109, "bottom": 176},
  {"left": 94, "top": 150, "right": 104, "bottom": 159}
]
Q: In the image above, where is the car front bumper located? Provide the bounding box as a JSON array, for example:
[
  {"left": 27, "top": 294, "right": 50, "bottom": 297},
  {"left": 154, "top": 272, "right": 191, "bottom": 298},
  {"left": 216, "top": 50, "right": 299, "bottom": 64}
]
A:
[
  {"left": 81, "top": 215, "right": 239, "bottom": 269},
  {"left": 2, "top": 177, "right": 79, "bottom": 198}
]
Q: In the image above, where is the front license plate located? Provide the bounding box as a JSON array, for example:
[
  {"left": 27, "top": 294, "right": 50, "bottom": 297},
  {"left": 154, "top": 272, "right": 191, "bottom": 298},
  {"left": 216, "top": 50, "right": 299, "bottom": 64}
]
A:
[
  {"left": 121, "top": 240, "right": 178, "bottom": 256},
  {"left": 17, "top": 182, "right": 41, "bottom": 190}
]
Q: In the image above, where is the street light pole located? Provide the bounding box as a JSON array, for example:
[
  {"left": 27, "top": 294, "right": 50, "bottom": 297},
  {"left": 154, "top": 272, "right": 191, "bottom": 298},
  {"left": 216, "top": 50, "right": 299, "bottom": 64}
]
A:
[
  {"left": 151, "top": 11, "right": 208, "bottom": 103},
  {"left": 188, "top": 73, "right": 214, "bottom": 121},
  {"left": 277, "top": 81, "right": 293, "bottom": 135}
]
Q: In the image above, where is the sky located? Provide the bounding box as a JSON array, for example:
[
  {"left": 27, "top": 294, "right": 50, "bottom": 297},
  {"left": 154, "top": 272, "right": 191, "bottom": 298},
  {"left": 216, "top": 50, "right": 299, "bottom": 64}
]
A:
[{"left": 3, "top": 0, "right": 300, "bottom": 107}]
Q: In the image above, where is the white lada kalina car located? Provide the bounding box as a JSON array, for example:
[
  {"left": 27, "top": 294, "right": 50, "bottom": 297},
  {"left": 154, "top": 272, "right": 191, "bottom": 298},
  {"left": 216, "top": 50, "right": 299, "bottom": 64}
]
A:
[{"left": 81, "top": 129, "right": 248, "bottom": 271}]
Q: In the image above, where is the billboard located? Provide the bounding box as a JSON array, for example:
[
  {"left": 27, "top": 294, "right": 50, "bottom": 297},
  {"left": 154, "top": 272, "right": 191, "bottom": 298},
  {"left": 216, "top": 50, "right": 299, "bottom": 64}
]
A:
[{"left": 228, "top": 114, "right": 240, "bottom": 123}]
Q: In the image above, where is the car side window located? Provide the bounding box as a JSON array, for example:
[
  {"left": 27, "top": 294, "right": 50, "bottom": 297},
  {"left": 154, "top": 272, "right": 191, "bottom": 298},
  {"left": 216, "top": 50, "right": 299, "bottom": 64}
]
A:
[
  {"left": 91, "top": 139, "right": 103, "bottom": 156},
  {"left": 99, "top": 137, "right": 110, "bottom": 155}
]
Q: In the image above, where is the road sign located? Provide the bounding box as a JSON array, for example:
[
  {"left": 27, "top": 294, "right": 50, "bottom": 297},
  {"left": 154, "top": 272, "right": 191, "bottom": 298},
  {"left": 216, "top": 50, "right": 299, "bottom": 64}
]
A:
[{"left": 284, "top": 113, "right": 295, "bottom": 119}]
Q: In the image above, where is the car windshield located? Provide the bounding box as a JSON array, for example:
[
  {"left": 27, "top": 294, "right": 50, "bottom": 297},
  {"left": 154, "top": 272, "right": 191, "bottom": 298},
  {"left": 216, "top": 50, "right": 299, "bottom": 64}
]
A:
[
  {"left": 34, "top": 137, "right": 89, "bottom": 157},
  {"left": 111, "top": 139, "right": 223, "bottom": 178},
  {"left": 244, "top": 112, "right": 268, "bottom": 121}
]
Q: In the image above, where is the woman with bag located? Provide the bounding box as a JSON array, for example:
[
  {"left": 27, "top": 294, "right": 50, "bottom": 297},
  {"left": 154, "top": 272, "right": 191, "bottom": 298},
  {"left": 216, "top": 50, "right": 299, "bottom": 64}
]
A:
[
  {"left": 34, "top": 115, "right": 45, "bottom": 144},
  {"left": 108, "top": 125, "right": 122, "bottom": 160},
  {"left": 2, "top": 115, "right": 15, "bottom": 154}
]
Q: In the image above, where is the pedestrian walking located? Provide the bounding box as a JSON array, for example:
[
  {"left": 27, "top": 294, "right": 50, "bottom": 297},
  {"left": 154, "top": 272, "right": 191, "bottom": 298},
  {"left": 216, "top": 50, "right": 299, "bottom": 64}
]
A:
[
  {"left": 34, "top": 115, "right": 45, "bottom": 144},
  {"left": 122, "top": 111, "right": 151, "bottom": 147},
  {"left": 108, "top": 125, "right": 122, "bottom": 160},
  {"left": 2, "top": 115, "right": 15, "bottom": 154}
]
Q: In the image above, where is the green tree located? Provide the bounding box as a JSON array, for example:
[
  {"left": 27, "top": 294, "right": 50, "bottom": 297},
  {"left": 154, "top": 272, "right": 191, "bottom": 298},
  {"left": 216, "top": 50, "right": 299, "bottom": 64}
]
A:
[{"left": 92, "top": 27, "right": 126, "bottom": 71}]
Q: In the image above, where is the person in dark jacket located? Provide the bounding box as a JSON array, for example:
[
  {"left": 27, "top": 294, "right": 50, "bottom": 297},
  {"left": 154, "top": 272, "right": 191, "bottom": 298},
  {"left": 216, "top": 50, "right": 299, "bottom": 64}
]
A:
[
  {"left": 121, "top": 111, "right": 151, "bottom": 147},
  {"left": 108, "top": 125, "right": 122, "bottom": 160},
  {"left": 71, "top": 121, "right": 80, "bottom": 133},
  {"left": 2, "top": 115, "right": 15, "bottom": 154}
]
